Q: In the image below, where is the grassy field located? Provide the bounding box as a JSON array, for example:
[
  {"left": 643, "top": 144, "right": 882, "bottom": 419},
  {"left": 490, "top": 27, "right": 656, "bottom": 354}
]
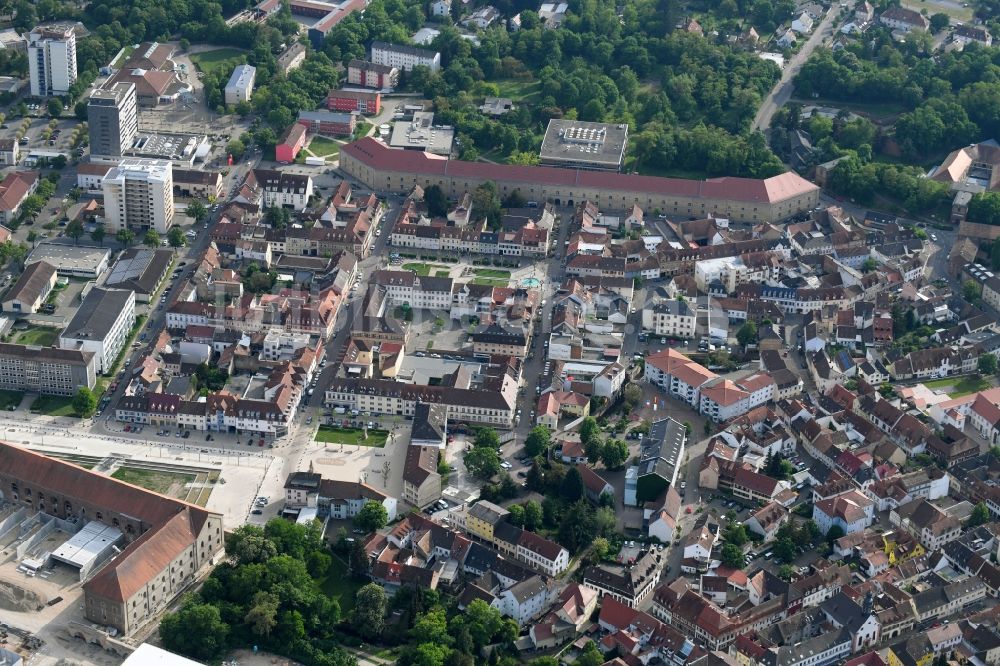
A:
[
  {"left": 111, "top": 467, "right": 196, "bottom": 496},
  {"left": 493, "top": 79, "right": 542, "bottom": 102},
  {"left": 307, "top": 135, "right": 342, "bottom": 157},
  {"left": 16, "top": 327, "right": 59, "bottom": 346},
  {"left": 923, "top": 375, "right": 992, "bottom": 397},
  {"left": 30, "top": 394, "right": 76, "bottom": 417},
  {"left": 0, "top": 390, "right": 21, "bottom": 410},
  {"left": 901, "top": 0, "right": 973, "bottom": 22},
  {"left": 402, "top": 262, "right": 449, "bottom": 276},
  {"left": 315, "top": 426, "right": 389, "bottom": 447},
  {"left": 474, "top": 268, "right": 511, "bottom": 279},
  {"left": 472, "top": 278, "right": 510, "bottom": 287},
  {"left": 354, "top": 121, "right": 373, "bottom": 138},
  {"left": 320, "top": 557, "right": 363, "bottom": 612},
  {"left": 434, "top": 270, "right": 450, "bottom": 277},
  {"left": 189, "top": 48, "right": 248, "bottom": 76}
]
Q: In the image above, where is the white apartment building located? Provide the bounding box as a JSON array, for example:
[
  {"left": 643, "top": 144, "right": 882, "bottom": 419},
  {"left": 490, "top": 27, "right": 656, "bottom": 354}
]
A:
[
  {"left": 698, "top": 373, "right": 776, "bottom": 422},
  {"left": 28, "top": 25, "right": 77, "bottom": 96},
  {"left": 497, "top": 576, "right": 553, "bottom": 626},
  {"left": 59, "top": 288, "right": 136, "bottom": 374},
  {"left": 261, "top": 330, "right": 312, "bottom": 361},
  {"left": 370, "top": 41, "right": 441, "bottom": 72},
  {"left": 88, "top": 82, "right": 139, "bottom": 158},
  {"left": 254, "top": 169, "right": 313, "bottom": 211},
  {"left": 102, "top": 158, "right": 174, "bottom": 233},
  {"left": 642, "top": 299, "right": 696, "bottom": 338},
  {"left": 224, "top": 64, "right": 256, "bottom": 105}
]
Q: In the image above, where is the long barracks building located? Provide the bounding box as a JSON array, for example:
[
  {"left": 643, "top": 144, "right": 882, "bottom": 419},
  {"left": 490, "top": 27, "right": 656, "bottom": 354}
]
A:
[{"left": 339, "top": 138, "right": 820, "bottom": 224}]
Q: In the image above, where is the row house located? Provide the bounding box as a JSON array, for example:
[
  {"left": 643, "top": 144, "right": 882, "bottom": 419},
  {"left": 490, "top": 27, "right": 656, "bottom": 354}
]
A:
[{"left": 167, "top": 289, "right": 341, "bottom": 338}]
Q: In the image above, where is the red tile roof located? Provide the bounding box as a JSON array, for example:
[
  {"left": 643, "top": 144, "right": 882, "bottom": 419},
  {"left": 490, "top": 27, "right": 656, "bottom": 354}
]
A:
[{"left": 341, "top": 138, "right": 818, "bottom": 204}]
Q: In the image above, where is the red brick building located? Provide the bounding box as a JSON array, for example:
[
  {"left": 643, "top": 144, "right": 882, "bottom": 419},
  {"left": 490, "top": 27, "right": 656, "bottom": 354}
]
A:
[
  {"left": 275, "top": 122, "right": 307, "bottom": 163},
  {"left": 327, "top": 88, "right": 381, "bottom": 115},
  {"left": 297, "top": 110, "right": 357, "bottom": 137}
]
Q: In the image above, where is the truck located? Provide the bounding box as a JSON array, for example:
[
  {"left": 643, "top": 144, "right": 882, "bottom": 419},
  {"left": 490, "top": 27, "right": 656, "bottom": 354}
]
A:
[{"left": 304, "top": 156, "right": 326, "bottom": 166}]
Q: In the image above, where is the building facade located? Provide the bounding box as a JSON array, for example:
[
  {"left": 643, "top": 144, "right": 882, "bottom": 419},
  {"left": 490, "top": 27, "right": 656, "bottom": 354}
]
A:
[
  {"left": 88, "top": 83, "right": 139, "bottom": 158},
  {"left": 224, "top": 64, "right": 256, "bottom": 105},
  {"left": 28, "top": 25, "right": 77, "bottom": 96},
  {"left": 59, "top": 288, "right": 136, "bottom": 374},
  {"left": 102, "top": 158, "right": 174, "bottom": 233}
]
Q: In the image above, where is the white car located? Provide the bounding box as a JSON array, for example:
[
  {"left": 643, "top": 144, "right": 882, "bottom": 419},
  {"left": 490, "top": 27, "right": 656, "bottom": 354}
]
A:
[{"left": 500, "top": 461, "right": 512, "bottom": 469}]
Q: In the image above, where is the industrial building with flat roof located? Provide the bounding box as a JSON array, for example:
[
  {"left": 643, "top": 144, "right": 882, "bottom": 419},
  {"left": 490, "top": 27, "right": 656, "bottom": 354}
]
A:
[
  {"left": 389, "top": 111, "right": 454, "bottom": 155},
  {"left": 26, "top": 243, "right": 111, "bottom": 279},
  {"left": 104, "top": 248, "right": 173, "bottom": 301},
  {"left": 339, "top": 138, "right": 820, "bottom": 224},
  {"left": 539, "top": 119, "right": 628, "bottom": 172}
]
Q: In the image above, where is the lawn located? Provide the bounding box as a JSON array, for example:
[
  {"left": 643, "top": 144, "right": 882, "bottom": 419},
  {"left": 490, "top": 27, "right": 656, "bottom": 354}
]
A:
[
  {"left": 354, "top": 121, "right": 373, "bottom": 139},
  {"left": 402, "top": 262, "right": 449, "bottom": 276},
  {"left": 307, "top": 135, "right": 342, "bottom": 157},
  {"left": 0, "top": 390, "right": 21, "bottom": 410},
  {"left": 472, "top": 277, "right": 510, "bottom": 287},
  {"left": 320, "top": 558, "right": 363, "bottom": 612},
  {"left": 901, "top": 0, "right": 973, "bottom": 22},
  {"left": 30, "top": 394, "right": 76, "bottom": 417},
  {"left": 16, "top": 327, "right": 59, "bottom": 346},
  {"left": 923, "top": 375, "right": 992, "bottom": 397},
  {"left": 315, "top": 426, "right": 389, "bottom": 447},
  {"left": 434, "top": 270, "right": 450, "bottom": 277},
  {"left": 111, "top": 467, "right": 196, "bottom": 497},
  {"left": 189, "top": 48, "right": 248, "bottom": 77},
  {"left": 493, "top": 79, "right": 542, "bottom": 102},
  {"left": 473, "top": 268, "right": 511, "bottom": 279}
]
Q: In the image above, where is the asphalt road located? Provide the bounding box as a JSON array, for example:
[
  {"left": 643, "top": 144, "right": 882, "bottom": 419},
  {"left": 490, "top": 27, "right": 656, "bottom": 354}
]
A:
[{"left": 751, "top": 8, "right": 839, "bottom": 132}]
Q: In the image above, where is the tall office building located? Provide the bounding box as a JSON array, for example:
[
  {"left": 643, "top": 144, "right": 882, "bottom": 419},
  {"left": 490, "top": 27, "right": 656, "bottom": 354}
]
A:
[
  {"left": 102, "top": 158, "right": 174, "bottom": 234},
  {"left": 88, "top": 83, "right": 138, "bottom": 158},
  {"left": 27, "top": 25, "right": 77, "bottom": 97}
]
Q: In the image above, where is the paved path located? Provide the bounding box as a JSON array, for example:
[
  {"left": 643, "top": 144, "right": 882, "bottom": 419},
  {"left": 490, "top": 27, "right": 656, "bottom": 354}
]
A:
[{"left": 751, "top": 9, "right": 839, "bottom": 132}]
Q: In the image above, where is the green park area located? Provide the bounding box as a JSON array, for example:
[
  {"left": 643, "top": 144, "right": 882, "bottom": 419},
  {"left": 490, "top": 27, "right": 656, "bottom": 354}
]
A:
[
  {"left": 30, "top": 394, "right": 77, "bottom": 417},
  {"left": 0, "top": 390, "right": 21, "bottom": 410},
  {"left": 111, "top": 466, "right": 197, "bottom": 497},
  {"left": 189, "top": 48, "right": 247, "bottom": 76},
  {"left": 923, "top": 375, "right": 993, "bottom": 398},
  {"left": 402, "top": 262, "right": 450, "bottom": 277},
  {"left": 16, "top": 327, "right": 59, "bottom": 346},
  {"left": 315, "top": 426, "right": 389, "bottom": 447},
  {"left": 306, "top": 135, "right": 342, "bottom": 157}
]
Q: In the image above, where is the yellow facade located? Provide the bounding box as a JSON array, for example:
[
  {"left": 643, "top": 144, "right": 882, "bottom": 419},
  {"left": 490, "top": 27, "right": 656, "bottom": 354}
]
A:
[{"left": 466, "top": 513, "right": 495, "bottom": 543}]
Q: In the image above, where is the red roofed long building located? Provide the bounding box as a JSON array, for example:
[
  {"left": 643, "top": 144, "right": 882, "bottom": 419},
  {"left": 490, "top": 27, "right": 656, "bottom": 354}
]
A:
[
  {"left": 0, "top": 443, "right": 224, "bottom": 636},
  {"left": 340, "top": 138, "right": 820, "bottom": 224}
]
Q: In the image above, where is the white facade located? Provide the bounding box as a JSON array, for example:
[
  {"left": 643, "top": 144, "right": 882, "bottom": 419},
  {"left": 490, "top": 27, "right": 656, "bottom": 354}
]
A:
[
  {"left": 642, "top": 300, "right": 696, "bottom": 338},
  {"left": 102, "top": 158, "right": 174, "bottom": 233},
  {"left": 224, "top": 64, "right": 255, "bottom": 105},
  {"left": 516, "top": 541, "right": 570, "bottom": 577},
  {"left": 498, "top": 578, "right": 551, "bottom": 626},
  {"left": 371, "top": 42, "right": 441, "bottom": 72},
  {"left": 28, "top": 26, "right": 77, "bottom": 97},
  {"left": 59, "top": 289, "right": 136, "bottom": 374}
]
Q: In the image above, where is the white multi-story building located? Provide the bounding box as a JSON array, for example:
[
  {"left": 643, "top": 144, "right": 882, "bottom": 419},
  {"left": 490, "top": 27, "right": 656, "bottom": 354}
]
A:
[
  {"left": 224, "top": 64, "right": 256, "bottom": 105},
  {"left": 102, "top": 158, "right": 174, "bottom": 233},
  {"left": 28, "top": 25, "right": 77, "bottom": 96},
  {"left": 642, "top": 299, "right": 696, "bottom": 338},
  {"left": 59, "top": 288, "right": 136, "bottom": 374},
  {"left": 813, "top": 490, "right": 875, "bottom": 535},
  {"left": 497, "top": 576, "right": 554, "bottom": 626},
  {"left": 371, "top": 41, "right": 441, "bottom": 72},
  {"left": 253, "top": 169, "right": 313, "bottom": 211}
]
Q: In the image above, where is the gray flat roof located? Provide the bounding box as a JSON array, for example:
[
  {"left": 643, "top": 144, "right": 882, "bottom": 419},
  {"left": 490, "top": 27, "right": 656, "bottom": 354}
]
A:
[
  {"left": 27, "top": 243, "right": 110, "bottom": 274},
  {"left": 539, "top": 119, "right": 628, "bottom": 169},
  {"left": 62, "top": 287, "right": 133, "bottom": 341},
  {"left": 106, "top": 248, "right": 173, "bottom": 295}
]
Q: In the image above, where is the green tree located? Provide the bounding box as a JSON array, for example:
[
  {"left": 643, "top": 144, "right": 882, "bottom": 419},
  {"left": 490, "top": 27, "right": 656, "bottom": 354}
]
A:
[
  {"left": 777, "top": 564, "right": 795, "bottom": 581},
  {"left": 116, "top": 227, "right": 135, "bottom": 248},
  {"left": 622, "top": 382, "right": 643, "bottom": 412},
  {"left": 72, "top": 387, "right": 98, "bottom": 417},
  {"left": 186, "top": 199, "right": 208, "bottom": 224},
  {"left": 964, "top": 279, "right": 982, "bottom": 303},
  {"left": 245, "top": 591, "right": 280, "bottom": 637},
  {"left": 524, "top": 425, "right": 550, "bottom": 457},
  {"left": 410, "top": 607, "right": 452, "bottom": 646},
  {"left": 594, "top": 506, "right": 616, "bottom": 536},
  {"left": 601, "top": 439, "right": 629, "bottom": 470},
  {"left": 773, "top": 536, "right": 797, "bottom": 562},
  {"left": 508, "top": 503, "right": 525, "bottom": 527},
  {"left": 90, "top": 224, "right": 106, "bottom": 246},
  {"left": 227, "top": 139, "right": 246, "bottom": 160},
  {"left": 74, "top": 100, "right": 88, "bottom": 121},
  {"left": 523, "top": 500, "right": 542, "bottom": 531},
  {"left": 719, "top": 543, "right": 745, "bottom": 569},
  {"left": 929, "top": 12, "right": 950, "bottom": 31},
  {"left": 580, "top": 416, "right": 600, "bottom": 445},
  {"left": 353, "top": 583, "right": 387, "bottom": 640},
  {"left": 412, "top": 643, "right": 449, "bottom": 666},
  {"left": 349, "top": 536, "right": 369, "bottom": 578},
  {"left": 591, "top": 537, "right": 610, "bottom": 560},
  {"left": 576, "top": 642, "right": 604, "bottom": 666},
  {"left": 861, "top": 257, "right": 877, "bottom": 273},
  {"left": 160, "top": 602, "right": 230, "bottom": 662},
  {"left": 557, "top": 500, "right": 597, "bottom": 553},
  {"left": 969, "top": 502, "right": 991, "bottom": 527},
  {"left": 560, "top": 466, "right": 584, "bottom": 502},
  {"left": 464, "top": 599, "right": 505, "bottom": 649},
  {"left": 980, "top": 355, "right": 999, "bottom": 375},
  {"left": 47, "top": 98, "right": 63, "bottom": 118},
  {"left": 826, "top": 524, "right": 846, "bottom": 544},
  {"left": 355, "top": 500, "right": 388, "bottom": 532},
  {"left": 168, "top": 226, "right": 187, "bottom": 249},
  {"left": 65, "top": 219, "right": 85, "bottom": 245},
  {"left": 724, "top": 524, "right": 749, "bottom": 548},
  {"left": 474, "top": 428, "right": 501, "bottom": 450},
  {"left": 464, "top": 446, "right": 501, "bottom": 479},
  {"left": 424, "top": 184, "right": 448, "bottom": 217},
  {"left": 737, "top": 320, "right": 758, "bottom": 347},
  {"left": 26, "top": 230, "right": 37, "bottom": 248}
]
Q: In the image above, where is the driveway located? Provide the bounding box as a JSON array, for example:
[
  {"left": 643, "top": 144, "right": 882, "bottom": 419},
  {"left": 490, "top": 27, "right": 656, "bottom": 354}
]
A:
[{"left": 752, "top": 9, "right": 839, "bottom": 132}]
